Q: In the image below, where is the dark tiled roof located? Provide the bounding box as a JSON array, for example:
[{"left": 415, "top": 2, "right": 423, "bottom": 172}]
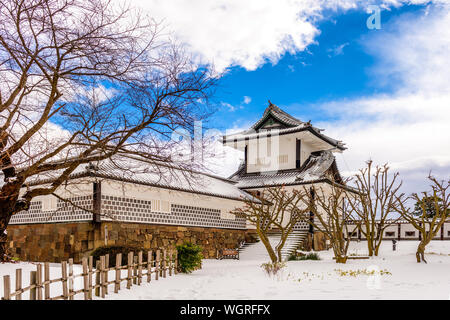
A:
[
  {"left": 229, "top": 150, "right": 343, "bottom": 189},
  {"left": 251, "top": 101, "right": 303, "bottom": 129},
  {"left": 222, "top": 101, "right": 346, "bottom": 150},
  {"left": 17, "top": 157, "right": 260, "bottom": 203}
]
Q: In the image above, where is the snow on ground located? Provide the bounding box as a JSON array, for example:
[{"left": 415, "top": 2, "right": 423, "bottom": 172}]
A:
[{"left": 1, "top": 240, "right": 449, "bottom": 300}]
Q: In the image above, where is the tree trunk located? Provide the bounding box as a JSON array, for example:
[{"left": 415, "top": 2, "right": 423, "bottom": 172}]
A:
[
  {"left": 258, "top": 232, "right": 277, "bottom": 263},
  {"left": 335, "top": 255, "right": 348, "bottom": 263},
  {"left": 416, "top": 239, "right": 428, "bottom": 263},
  {"left": 276, "top": 233, "right": 288, "bottom": 262},
  {"left": 0, "top": 189, "right": 22, "bottom": 262},
  {"left": 374, "top": 240, "right": 381, "bottom": 256},
  {"left": 0, "top": 215, "right": 11, "bottom": 262},
  {"left": 367, "top": 237, "right": 374, "bottom": 256}
]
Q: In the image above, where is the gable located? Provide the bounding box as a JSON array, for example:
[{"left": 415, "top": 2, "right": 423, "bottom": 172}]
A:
[{"left": 255, "top": 114, "right": 294, "bottom": 131}]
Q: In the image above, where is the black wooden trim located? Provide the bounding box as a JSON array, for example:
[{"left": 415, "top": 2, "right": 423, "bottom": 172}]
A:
[
  {"left": 296, "top": 139, "right": 301, "bottom": 169},
  {"left": 244, "top": 145, "right": 248, "bottom": 174},
  {"left": 223, "top": 126, "right": 346, "bottom": 150},
  {"left": 93, "top": 181, "right": 101, "bottom": 223}
]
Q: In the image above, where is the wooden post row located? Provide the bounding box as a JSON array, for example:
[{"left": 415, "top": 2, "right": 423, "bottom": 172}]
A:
[
  {"left": 127, "top": 252, "right": 133, "bottom": 289},
  {"left": 95, "top": 260, "right": 101, "bottom": 297},
  {"left": 88, "top": 256, "right": 93, "bottom": 299},
  {"left": 36, "top": 263, "right": 43, "bottom": 300},
  {"left": 162, "top": 249, "right": 167, "bottom": 278},
  {"left": 61, "top": 261, "right": 68, "bottom": 300},
  {"left": 1, "top": 247, "right": 178, "bottom": 301},
  {"left": 30, "top": 271, "right": 36, "bottom": 300},
  {"left": 133, "top": 255, "right": 138, "bottom": 285},
  {"left": 68, "top": 258, "right": 74, "bottom": 300},
  {"left": 105, "top": 254, "right": 109, "bottom": 295},
  {"left": 115, "top": 253, "right": 122, "bottom": 293},
  {"left": 147, "top": 250, "right": 152, "bottom": 283},
  {"left": 82, "top": 258, "right": 89, "bottom": 300},
  {"left": 155, "top": 250, "right": 160, "bottom": 281},
  {"left": 16, "top": 268, "right": 22, "bottom": 300},
  {"left": 44, "top": 263, "right": 50, "bottom": 300},
  {"left": 3, "top": 275, "right": 10, "bottom": 300},
  {"left": 100, "top": 256, "right": 106, "bottom": 298},
  {"left": 137, "top": 251, "right": 143, "bottom": 285}
]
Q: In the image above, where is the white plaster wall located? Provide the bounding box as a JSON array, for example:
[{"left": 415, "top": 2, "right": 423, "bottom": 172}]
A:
[
  {"left": 101, "top": 179, "right": 245, "bottom": 221},
  {"left": 246, "top": 135, "right": 316, "bottom": 173}
]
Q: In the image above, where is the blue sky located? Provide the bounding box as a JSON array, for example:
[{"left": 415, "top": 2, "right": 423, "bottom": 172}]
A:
[
  {"left": 211, "top": 4, "right": 422, "bottom": 130},
  {"left": 132, "top": 0, "right": 450, "bottom": 193}
]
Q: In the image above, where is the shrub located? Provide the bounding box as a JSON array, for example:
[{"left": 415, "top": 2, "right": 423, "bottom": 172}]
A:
[
  {"left": 91, "top": 245, "right": 148, "bottom": 266},
  {"left": 260, "top": 261, "right": 286, "bottom": 276},
  {"left": 288, "top": 252, "right": 321, "bottom": 261},
  {"left": 176, "top": 242, "right": 203, "bottom": 273}
]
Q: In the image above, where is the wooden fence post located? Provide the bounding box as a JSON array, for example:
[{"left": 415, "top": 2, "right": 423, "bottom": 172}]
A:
[
  {"left": 162, "top": 249, "right": 167, "bottom": 278},
  {"left": 138, "top": 251, "right": 143, "bottom": 285},
  {"left": 95, "top": 260, "right": 100, "bottom": 297},
  {"left": 169, "top": 250, "right": 173, "bottom": 277},
  {"left": 155, "top": 250, "right": 160, "bottom": 281},
  {"left": 115, "top": 253, "right": 121, "bottom": 293},
  {"left": 15, "top": 269, "right": 22, "bottom": 300},
  {"left": 3, "top": 275, "right": 10, "bottom": 300},
  {"left": 147, "top": 250, "right": 152, "bottom": 282},
  {"left": 100, "top": 256, "right": 106, "bottom": 298},
  {"left": 88, "top": 256, "right": 93, "bottom": 299},
  {"left": 82, "top": 258, "right": 89, "bottom": 300},
  {"left": 61, "top": 261, "right": 68, "bottom": 300},
  {"left": 44, "top": 263, "right": 50, "bottom": 300},
  {"left": 36, "top": 264, "right": 43, "bottom": 300},
  {"left": 30, "top": 271, "right": 36, "bottom": 300},
  {"left": 127, "top": 252, "right": 133, "bottom": 289},
  {"left": 174, "top": 250, "right": 178, "bottom": 275},
  {"left": 68, "top": 258, "right": 74, "bottom": 300},
  {"left": 105, "top": 254, "right": 109, "bottom": 295},
  {"left": 133, "top": 255, "right": 138, "bottom": 285}
]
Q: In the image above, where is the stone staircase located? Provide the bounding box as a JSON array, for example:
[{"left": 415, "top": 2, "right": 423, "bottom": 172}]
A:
[{"left": 239, "top": 230, "right": 308, "bottom": 261}]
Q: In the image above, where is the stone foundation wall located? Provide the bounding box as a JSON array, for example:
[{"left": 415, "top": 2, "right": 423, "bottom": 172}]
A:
[{"left": 7, "top": 222, "right": 246, "bottom": 263}]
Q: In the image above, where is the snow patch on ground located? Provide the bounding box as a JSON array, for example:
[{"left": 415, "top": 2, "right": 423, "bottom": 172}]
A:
[{"left": 1, "top": 241, "right": 449, "bottom": 300}]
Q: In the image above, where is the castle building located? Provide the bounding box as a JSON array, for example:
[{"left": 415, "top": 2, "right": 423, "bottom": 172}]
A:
[{"left": 11, "top": 101, "right": 444, "bottom": 263}]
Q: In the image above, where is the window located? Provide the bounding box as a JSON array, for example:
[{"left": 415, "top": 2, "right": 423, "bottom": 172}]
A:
[
  {"left": 385, "top": 231, "right": 395, "bottom": 237},
  {"left": 405, "top": 231, "right": 415, "bottom": 237},
  {"left": 160, "top": 200, "right": 171, "bottom": 213},
  {"left": 41, "top": 195, "right": 57, "bottom": 212},
  {"left": 448, "top": 231, "right": 450, "bottom": 236},
  {"left": 151, "top": 200, "right": 171, "bottom": 213},
  {"left": 221, "top": 209, "right": 235, "bottom": 220},
  {"left": 277, "top": 154, "right": 288, "bottom": 164}
]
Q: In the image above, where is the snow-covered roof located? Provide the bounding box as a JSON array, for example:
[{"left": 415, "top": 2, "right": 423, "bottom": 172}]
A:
[
  {"left": 229, "top": 150, "right": 343, "bottom": 189},
  {"left": 22, "top": 156, "right": 260, "bottom": 203},
  {"left": 223, "top": 102, "right": 346, "bottom": 151}
]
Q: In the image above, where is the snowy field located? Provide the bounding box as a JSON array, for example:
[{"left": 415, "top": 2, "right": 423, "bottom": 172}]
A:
[{"left": 1, "top": 240, "right": 449, "bottom": 300}]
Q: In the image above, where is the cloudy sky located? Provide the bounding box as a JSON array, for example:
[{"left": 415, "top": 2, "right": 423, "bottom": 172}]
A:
[{"left": 130, "top": 0, "right": 450, "bottom": 194}]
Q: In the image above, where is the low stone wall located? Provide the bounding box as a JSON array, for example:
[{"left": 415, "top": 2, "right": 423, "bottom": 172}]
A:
[{"left": 6, "top": 222, "right": 246, "bottom": 263}]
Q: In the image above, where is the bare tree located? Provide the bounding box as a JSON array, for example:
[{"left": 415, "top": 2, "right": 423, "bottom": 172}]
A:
[
  {"left": 298, "top": 182, "right": 356, "bottom": 263},
  {"left": 231, "top": 186, "right": 310, "bottom": 263},
  {"left": 0, "top": 0, "right": 215, "bottom": 260},
  {"left": 346, "top": 161, "right": 403, "bottom": 256},
  {"left": 395, "top": 176, "right": 449, "bottom": 263}
]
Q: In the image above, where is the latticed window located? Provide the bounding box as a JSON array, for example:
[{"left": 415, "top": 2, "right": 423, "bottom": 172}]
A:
[
  {"left": 151, "top": 199, "right": 171, "bottom": 213},
  {"left": 41, "top": 195, "right": 57, "bottom": 212}
]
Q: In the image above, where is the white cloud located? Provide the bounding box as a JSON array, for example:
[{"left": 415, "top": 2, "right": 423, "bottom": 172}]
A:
[
  {"left": 125, "top": 0, "right": 450, "bottom": 191},
  {"left": 243, "top": 96, "right": 252, "bottom": 105},
  {"left": 128, "top": 0, "right": 450, "bottom": 73},
  {"left": 328, "top": 42, "right": 349, "bottom": 57},
  {"left": 131, "top": 0, "right": 322, "bottom": 73},
  {"left": 313, "top": 6, "right": 450, "bottom": 194}
]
